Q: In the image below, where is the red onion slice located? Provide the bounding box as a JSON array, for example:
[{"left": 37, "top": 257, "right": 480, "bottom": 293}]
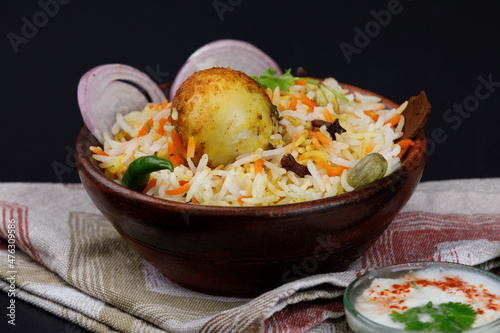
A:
[
  {"left": 169, "top": 39, "right": 282, "bottom": 100},
  {"left": 78, "top": 64, "right": 166, "bottom": 143}
]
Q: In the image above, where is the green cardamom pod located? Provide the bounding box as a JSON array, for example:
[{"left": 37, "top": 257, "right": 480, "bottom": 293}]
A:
[
  {"left": 314, "top": 87, "right": 329, "bottom": 107},
  {"left": 318, "top": 83, "right": 339, "bottom": 113},
  {"left": 347, "top": 153, "right": 388, "bottom": 189}
]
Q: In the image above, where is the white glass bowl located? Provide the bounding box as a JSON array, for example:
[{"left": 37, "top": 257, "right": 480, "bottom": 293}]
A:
[{"left": 344, "top": 261, "right": 500, "bottom": 333}]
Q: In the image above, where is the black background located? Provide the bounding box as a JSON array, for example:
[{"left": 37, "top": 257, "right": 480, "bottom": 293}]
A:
[
  {"left": 1, "top": 0, "right": 499, "bottom": 332},
  {"left": 1, "top": 0, "right": 500, "bottom": 185}
]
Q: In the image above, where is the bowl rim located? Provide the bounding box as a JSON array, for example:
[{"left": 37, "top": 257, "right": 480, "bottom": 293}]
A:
[
  {"left": 75, "top": 84, "right": 427, "bottom": 216},
  {"left": 343, "top": 261, "right": 500, "bottom": 332}
]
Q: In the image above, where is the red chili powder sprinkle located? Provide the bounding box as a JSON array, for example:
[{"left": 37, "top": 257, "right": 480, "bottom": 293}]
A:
[{"left": 369, "top": 276, "right": 500, "bottom": 314}]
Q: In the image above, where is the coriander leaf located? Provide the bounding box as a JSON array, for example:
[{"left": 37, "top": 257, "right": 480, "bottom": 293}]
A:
[
  {"left": 262, "top": 67, "right": 276, "bottom": 76},
  {"left": 390, "top": 301, "right": 477, "bottom": 332},
  {"left": 404, "top": 321, "right": 432, "bottom": 331},
  {"left": 437, "top": 302, "right": 477, "bottom": 331},
  {"left": 251, "top": 68, "right": 296, "bottom": 91},
  {"left": 390, "top": 302, "right": 437, "bottom": 323},
  {"left": 251, "top": 67, "right": 350, "bottom": 104}
]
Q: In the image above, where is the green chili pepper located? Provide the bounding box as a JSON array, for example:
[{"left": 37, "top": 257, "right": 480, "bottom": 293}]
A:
[{"left": 122, "top": 156, "right": 174, "bottom": 192}]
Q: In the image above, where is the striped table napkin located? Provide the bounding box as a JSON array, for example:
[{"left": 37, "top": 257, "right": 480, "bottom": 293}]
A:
[{"left": 1, "top": 178, "right": 499, "bottom": 332}]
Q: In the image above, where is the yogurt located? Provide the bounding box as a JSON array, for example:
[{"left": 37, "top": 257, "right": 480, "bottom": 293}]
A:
[{"left": 354, "top": 267, "right": 500, "bottom": 330}]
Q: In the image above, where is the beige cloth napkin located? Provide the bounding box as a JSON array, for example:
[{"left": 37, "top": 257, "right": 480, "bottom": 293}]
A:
[{"left": 1, "top": 178, "right": 500, "bottom": 332}]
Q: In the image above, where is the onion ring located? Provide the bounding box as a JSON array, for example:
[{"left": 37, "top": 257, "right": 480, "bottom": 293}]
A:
[
  {"left": 169, "top": 39, "right": 282, "bottom": 100},
  {"left": 78, "top": 64, "right": 166, "bottom": 143}
]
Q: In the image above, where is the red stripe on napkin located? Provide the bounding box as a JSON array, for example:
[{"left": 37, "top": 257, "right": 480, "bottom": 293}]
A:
[
  {"left": 0, "top": 201, "right": 44, "bottom": 265},
  {"left": 359, "top": 211, "right": 500, "bottom": 271}
]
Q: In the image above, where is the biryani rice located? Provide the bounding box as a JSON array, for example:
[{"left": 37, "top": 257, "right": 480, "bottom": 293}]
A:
[{"left": 90, "top": 78, "right": 407, "bottom": 206}]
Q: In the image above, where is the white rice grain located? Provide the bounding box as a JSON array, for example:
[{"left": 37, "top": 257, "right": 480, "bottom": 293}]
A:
[
  {"left": 354, "top": 91, "right": 381, "bottom": 104},
  {"left": 307, "top": 160, "right": 325, "bottom": 192},
  {"left": 340, "top": 169, "right": 355, "bottom": 192},
  {"left": 280, "top": 110, "right": 311, "bottom": 121},
  {"left": 252, "top": 173, "right": 267, "bottom": 199},
  {"left": 116, "top": 113, "right": 136, "bottom": 137},
  {"left": 331, "top": 157, "right": 356, "bottom": 168},
  {"left": 185, "top": 168, "right": 210, "bottom": 202},
  {"left": 396, "top": 100, "right": 408, "bottom": 114},
  {"left": 153, "top": 109, "right": 170, "bottom": 121}
]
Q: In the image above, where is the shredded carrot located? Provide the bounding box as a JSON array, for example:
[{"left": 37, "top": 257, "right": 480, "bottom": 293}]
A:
[
  {"left": 397, "top": 139, "right": 415, "bottom": 148},
  {"left": 396, "top": 139, "right": 415, "bottom": 158},
  {"left": 332, "top": 165, "right": 347, "bottom": 176},
  {"left": 314, "top": 131, "right": 334, "bottom": 147},
  {"left": 178, "top": 180, "right": 188, "bottom": 186},
  {"left": 167, "top": 115, "right": 173, "bottom": 123},
  {"left": 156, "top": 118, "right": 168, "bottom": 136},
  {"left": 289, "top": 95, "right": 298, "bottom": 111},
  {"left": 191, "top": 197, "right": 199, "bottom": 204},
  {"left": 254, "top": 159, "right": 265, "bottom": 174},
  {"left": 90, "top": 146, "right": 109, "bottom": 156},
  {"left": 312, "top": 156, "right": 337, "bottom": 177},
  {"left": 294, "top": 79, "right": 308, "bottom": 86},
  {"left": 310, "top": 136, "right": 326, "bottom": 152},
  {"left": 323, "top": 108, "right": 334, "bottom": 123},
  {"left": 397, "top": 146, "right": 410, "bottom": 159},
  {"left": 283, "top": 143, "right": 294, "bottom": 153},
  {"left": 137, "top": 119, "right": 154, "bottom": 137},
  {"left": 364, "top": 110, "right": 379, "bottom": 122},
  {"left": 186, "top": 136, "right": 196, "bottom": 159},
  {"left": 165, "top": 183, "right": 191, "bottom": 196},
  {"left": 292, "top": 130, "right": 302, "bottom": 145},
  {"left": 171, "top": 130, "right": 187, "bottom": 157},
  {"left": 384, "top": 114, "right": 401, "bottom": 127},
  {"left": 160, "top": 99, "right": 169, "bottom": 109},
  {"left": 142, "top": 178, "right": 157, "bottom": 194},
  {"left": 167, "top": 139, "right": 180, "bottom": 168},
  {"left": 300, "top": 92, "right": 317, "bottom": 113},
  {"left": 237, "top": 196, "right": 251, "bottom": 203},
  {"left": 173, "top": 152, "right": 185, "bottom": 166},
  {"left": 365, "top": 141, "right": 377, "bottom": 155},
  {"left": 149, "top": 104, "right": 154, "bottom": 109}
]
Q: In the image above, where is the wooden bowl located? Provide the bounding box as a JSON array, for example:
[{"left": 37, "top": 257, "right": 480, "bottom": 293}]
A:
[{"left": 75, "top": 85, "right": 427, "bottom": 297}]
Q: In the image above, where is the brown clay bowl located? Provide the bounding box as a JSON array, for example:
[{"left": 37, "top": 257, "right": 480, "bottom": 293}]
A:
[{"left": 75, "top": 85, "right": 427, "bottom": 297}]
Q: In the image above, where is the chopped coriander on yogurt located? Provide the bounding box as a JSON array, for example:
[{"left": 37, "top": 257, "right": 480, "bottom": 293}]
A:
[
  {"left": 390, "top": 301, "right": 477, "bottom": 331},
  {"left": 351, "top": 266, "right": 500, "bottom": 331}
]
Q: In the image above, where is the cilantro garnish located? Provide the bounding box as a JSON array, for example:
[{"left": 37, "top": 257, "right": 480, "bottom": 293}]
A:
[
  {"left": 390, "top": 301, "right": 477, "bottom": 332},
  {"left": 251, "top": 67, "right": 350, "bottom": 104},
  {"left": 251, "top": 68, "right": 296, "bottom": 91}
]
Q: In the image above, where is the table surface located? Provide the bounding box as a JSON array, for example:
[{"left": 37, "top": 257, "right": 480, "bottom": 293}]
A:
[{"left": 0, "top": 291, "right": 91, "bottom": 333}]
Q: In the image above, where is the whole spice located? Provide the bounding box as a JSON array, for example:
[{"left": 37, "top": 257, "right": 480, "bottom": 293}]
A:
[
  {"left": 122, "top": 156, "right": 174, "bottom": 192},
  {"left": 398, "top": 91, "right": 431, "bottom": 142},
  {"left": 315, "top": 83, "right": 340, "bottom": 113},
  {"left": 347, "top": 153, "right": 388, "bottom": 189},
  {"left": 280, "top": 154, "right": 310, "bottom": 177},
  {"left": 311, "top": 119, "right": 346, "bottom": 139}
]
